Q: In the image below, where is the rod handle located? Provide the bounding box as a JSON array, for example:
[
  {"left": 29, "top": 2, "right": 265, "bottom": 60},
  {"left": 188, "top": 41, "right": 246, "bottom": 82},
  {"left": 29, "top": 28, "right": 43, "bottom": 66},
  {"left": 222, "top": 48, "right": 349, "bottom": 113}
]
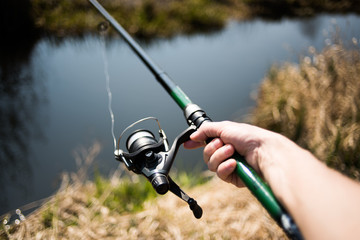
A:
[
  {"left": 233, "top": 152, "right": 303, "bottom": 239},
  {"left": 233, "top": 152, "right": 282, "bottom": 219},
  {"left": 205, "top": 138, "right": 284, "bottom": 220}
]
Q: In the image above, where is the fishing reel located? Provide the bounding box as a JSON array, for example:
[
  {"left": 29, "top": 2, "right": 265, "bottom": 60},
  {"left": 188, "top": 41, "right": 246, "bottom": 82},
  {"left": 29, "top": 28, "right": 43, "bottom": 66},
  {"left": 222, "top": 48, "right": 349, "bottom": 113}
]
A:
[{"left": 114, "top": 117, "right": 203, "bottom": 219}]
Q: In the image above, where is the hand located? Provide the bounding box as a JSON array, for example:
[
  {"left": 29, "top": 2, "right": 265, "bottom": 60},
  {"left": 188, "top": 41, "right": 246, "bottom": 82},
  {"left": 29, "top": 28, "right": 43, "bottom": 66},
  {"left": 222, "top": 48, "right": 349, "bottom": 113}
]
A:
[
  {"left": 184, "top": 121, "right": 259, "bottom": 186},
  {"left": 184, "top": 121, "right": 301, "bottom": 191},
  {"left": 186, "top": 135, "right": 243, "bottom": 187}
]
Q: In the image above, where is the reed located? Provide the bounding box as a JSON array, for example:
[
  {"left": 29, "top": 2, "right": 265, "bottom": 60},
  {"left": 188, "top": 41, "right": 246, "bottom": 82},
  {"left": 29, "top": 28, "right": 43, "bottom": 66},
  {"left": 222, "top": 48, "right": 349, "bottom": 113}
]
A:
[{"left": 251, "top": 35, "right": 360, "bottom": 179}]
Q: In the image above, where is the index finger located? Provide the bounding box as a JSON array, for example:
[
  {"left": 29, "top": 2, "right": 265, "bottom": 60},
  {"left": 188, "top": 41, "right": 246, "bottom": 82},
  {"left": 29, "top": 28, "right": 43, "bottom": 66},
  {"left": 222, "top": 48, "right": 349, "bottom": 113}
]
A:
[
  {"left": 190, "top": 121, "right": 228, "bottom": 142},
  {"left": 183, "top": 140, "right": 205, "bottom": 149}
]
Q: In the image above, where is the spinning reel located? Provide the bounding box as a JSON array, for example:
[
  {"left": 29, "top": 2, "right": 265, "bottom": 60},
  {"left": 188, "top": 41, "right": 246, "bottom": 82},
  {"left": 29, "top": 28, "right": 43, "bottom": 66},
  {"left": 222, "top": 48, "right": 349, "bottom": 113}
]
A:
[{"left": 114, "top": 117, "right": 203, "bottom": 219}]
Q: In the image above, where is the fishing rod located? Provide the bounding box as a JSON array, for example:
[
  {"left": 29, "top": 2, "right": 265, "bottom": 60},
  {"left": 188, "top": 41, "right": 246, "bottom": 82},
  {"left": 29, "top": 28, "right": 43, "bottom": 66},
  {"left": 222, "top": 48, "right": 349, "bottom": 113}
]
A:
[{"left": 89, "top": 0, "right": 303, "bottom": 239}]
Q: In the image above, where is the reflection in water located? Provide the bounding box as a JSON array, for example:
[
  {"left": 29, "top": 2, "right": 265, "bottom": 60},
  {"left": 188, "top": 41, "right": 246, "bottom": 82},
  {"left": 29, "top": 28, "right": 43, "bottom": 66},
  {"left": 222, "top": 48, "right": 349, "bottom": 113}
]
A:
[
  {"left": 0, "top": 1, "right": 44, "bottom": 213},
  {"left": 0, "top": 46, "right": 46, "bottom": 213},
  {"left": 298, "top": 16, "right": 323, "bottom": 40}
]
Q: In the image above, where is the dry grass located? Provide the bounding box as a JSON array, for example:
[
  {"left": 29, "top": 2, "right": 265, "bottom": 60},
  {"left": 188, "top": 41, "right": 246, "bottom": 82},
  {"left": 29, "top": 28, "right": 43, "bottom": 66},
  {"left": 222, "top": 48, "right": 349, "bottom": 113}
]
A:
[
  {"left": 251, "top": 35, "right": 360, "bottom": 179},
  {"left": 1, "top": 142, "right": 286, "bottom": 239}
]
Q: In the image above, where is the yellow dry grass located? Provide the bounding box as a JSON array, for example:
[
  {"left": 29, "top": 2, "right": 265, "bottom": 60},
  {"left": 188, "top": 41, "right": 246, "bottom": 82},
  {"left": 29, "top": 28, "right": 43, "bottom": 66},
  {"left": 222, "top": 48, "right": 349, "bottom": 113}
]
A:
[
  {"left": 1, "top": 180, "right": 286, "bottom": 239},
  {"left": 1, "top": 143, "right": 286, "bottom": 240},
  {"left": 251, "top": 39, "right": 360, "bottom": 179}
]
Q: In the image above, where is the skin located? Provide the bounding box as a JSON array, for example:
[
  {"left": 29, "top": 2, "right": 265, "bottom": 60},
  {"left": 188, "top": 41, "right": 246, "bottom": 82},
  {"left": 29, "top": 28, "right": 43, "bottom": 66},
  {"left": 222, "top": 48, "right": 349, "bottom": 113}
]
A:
[{"left": 184, "top": 121, "right": 360, "bottom": 240}]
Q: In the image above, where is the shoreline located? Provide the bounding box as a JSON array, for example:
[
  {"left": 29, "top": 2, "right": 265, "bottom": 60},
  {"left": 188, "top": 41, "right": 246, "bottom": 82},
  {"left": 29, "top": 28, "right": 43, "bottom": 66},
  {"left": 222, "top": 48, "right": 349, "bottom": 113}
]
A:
[{"left": 31, "top": 0, "right": 360, "bottom": 39}]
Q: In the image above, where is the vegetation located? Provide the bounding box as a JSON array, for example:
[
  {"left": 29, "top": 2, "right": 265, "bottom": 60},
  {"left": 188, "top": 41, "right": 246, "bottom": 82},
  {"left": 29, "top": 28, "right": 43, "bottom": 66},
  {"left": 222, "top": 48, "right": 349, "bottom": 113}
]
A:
[
  {"left": 29, "top": 0, "right": 360, "bottom": 38},
  {"left": 94, "top": 172, "right": 157, "bottom": 214},
  {"left": 30, "top": 0, "right": 233, "bottom": 38},
  {"left": 244, "top": 0, "right": 360, "bottom": 18},
  {"left": 251, "top": 34, "right": 360, "bottom": 179},
  {"left": 0, "top": 143, "right": 284, "bottom": 239}
]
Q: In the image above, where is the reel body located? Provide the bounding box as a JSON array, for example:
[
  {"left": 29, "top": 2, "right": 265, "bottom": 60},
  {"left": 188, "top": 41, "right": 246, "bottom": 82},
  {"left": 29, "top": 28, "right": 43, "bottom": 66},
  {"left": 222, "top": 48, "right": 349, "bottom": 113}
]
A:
[{"left": 115, "top": 117, "right": 202, "bottom": 219}]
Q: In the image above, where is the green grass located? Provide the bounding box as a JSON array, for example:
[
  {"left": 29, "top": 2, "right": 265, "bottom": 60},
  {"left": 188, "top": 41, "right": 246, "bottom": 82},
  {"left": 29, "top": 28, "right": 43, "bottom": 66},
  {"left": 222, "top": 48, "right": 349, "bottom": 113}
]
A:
[
  {"left": 94, "top": 172, "right": 157, "bottom": 213},
  {"left": 172, "top": 170, "right": 212, "bottom": 188},
  {"left": 92, "top": 168, "right": 212, "bottom": 214}
]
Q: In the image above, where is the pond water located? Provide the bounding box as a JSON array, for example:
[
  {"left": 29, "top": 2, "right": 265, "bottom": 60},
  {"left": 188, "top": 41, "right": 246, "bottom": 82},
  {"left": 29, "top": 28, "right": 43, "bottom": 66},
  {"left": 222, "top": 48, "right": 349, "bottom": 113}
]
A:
[{"left": 1, "top": 14, "right": 360, "bottom": 215}]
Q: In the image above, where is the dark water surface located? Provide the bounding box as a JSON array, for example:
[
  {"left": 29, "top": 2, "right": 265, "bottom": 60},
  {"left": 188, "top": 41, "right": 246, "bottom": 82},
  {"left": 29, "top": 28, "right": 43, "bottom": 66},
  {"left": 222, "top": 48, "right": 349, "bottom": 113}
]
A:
[{"left": 1, "top": 14, "right": 360, "bottom": 215}]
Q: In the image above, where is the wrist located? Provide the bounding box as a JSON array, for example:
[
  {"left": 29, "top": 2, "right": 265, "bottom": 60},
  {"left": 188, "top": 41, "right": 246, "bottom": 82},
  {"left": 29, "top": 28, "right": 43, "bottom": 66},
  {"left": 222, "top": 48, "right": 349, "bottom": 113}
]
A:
[{"left": 257, "top": 134, "right": 312, "bottom": 206}]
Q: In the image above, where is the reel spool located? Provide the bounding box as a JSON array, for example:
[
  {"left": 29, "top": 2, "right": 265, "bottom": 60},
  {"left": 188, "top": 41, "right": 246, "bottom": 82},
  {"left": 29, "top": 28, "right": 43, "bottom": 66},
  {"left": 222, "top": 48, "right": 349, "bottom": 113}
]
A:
[{"left": 125, "top": 128, "right": 169, "bottom": 194}]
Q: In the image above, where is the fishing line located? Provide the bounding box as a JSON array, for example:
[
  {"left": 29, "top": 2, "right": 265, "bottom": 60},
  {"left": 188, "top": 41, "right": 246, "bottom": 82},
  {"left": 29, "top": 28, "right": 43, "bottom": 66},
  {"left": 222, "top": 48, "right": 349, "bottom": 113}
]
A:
[{"left": 99, "top": 22, "right": 117, "bottom": 151}]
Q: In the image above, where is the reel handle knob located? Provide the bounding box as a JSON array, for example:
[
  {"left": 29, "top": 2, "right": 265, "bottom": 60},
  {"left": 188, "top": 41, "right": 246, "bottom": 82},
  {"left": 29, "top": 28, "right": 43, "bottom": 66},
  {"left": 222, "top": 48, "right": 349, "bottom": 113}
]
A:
[{"left": 188, "top": 198, "right": 203, "bottom": 219}]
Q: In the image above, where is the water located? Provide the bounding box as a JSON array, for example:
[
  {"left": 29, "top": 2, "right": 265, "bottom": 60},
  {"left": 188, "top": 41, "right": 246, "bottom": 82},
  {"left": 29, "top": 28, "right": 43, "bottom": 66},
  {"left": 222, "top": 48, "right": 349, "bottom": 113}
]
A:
[{"left": 1, "top": 14, "right": 360, "bottom": 215}]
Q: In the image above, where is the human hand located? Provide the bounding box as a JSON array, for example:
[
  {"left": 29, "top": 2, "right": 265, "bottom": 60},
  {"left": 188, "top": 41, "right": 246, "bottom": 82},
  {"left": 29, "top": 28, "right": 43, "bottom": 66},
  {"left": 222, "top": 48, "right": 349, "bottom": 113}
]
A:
[{"left": 184, "top": 121, "right": 298, "bottom": 190}]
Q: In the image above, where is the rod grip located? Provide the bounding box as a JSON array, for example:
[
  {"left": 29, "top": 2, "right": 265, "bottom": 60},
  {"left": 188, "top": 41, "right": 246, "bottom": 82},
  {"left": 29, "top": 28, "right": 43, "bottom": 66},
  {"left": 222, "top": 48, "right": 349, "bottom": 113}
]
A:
[
  {"left": 233, "top": 153, "right": 282, "bottom": 219},
  {"left": 204, "top": 138, "right": 283, "bottom": 220},
  {"left": 233, "top": 152, "right": 303, "bottom": 239}
]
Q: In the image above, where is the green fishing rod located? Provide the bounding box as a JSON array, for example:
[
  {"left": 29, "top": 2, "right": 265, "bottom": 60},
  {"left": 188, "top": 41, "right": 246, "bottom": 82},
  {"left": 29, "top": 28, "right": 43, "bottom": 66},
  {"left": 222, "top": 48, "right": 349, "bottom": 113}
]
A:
[{"left": 89, "top": 0, "right": 303, "bottom": 239}]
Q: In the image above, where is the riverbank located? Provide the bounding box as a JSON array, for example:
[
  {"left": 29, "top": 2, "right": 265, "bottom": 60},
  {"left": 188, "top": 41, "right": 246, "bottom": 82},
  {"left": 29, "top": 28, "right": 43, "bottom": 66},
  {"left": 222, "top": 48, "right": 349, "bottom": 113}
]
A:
[
  {"left": 1, "top": 179, "right": 286, "bottom": 239},
  {"left": 31, "top": 0, "right": 360, "bottom": 38},
  {"left": 0, "top": 143, "right": 285, "bottom": 239}
]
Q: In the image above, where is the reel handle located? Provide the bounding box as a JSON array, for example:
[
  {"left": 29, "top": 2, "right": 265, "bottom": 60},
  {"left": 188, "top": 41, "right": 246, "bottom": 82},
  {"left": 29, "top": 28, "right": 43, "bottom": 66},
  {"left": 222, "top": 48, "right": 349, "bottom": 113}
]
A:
[
  {"left": 163, "top": 125, "right": 197, "bottom": 173},
  {"left": 168, "top": 177, "right": 203, "bottom": 219}
]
